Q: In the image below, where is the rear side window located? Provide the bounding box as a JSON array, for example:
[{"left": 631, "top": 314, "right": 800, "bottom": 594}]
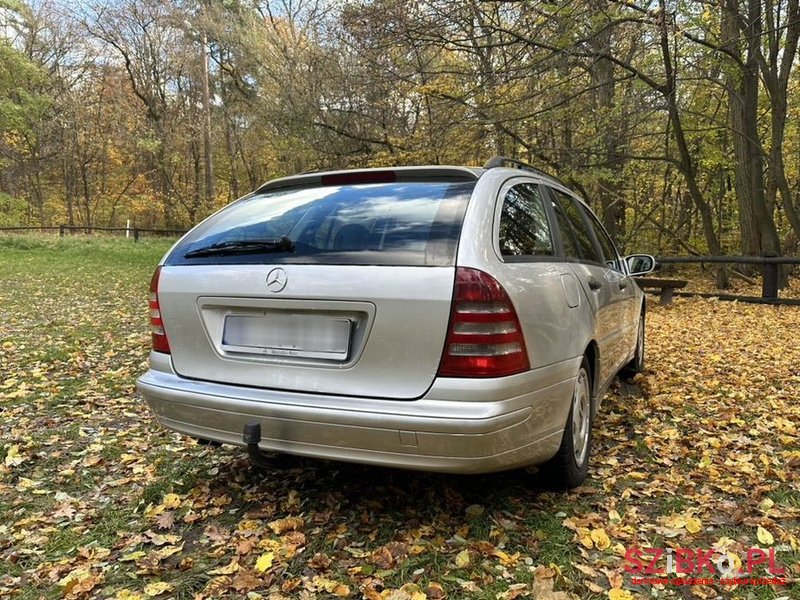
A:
[
  {"left": 167, "top": 181, "right": 475, "bottom": 266},
  {"left": 498, "top": 183, "right": 553, "bottom": 258},
  {"left": 579, "top": 204, "right": 622, "bottom": 271},
  {"left": 551, "top": 190, "right": 602, "bottom": 264}
]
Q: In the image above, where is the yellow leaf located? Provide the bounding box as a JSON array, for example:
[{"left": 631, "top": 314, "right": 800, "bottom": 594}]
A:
[
  {"left": 608, "top": 590, "right": 634, "bottom": 600},
  {"left": 492, "top": 549, "right": 510, "bottom": 563},
  {"left": 455, "top": 549, "right": 470, "bottom": 568},
  {"left": 685, "top": 517, "right": 702, "bottom": 534},
  {"left": 115, "top": 591, "right": 145, "bottom": 600},
  {"left": 577, "top": 527, "right": 593, "bottom": 548},
  {"left": 591, "top": 528, "right": 611, "bottom": 550},
  {"left": 663, "top": 514, "right": 686, "bottom": 529},
  {"left": 153, "top": 544, "right": 183, "bottom": 560},
  {"left": 162, "top": 493, "right": 181, "bottom": 509},
  {"left": 4, "top": 444, "right": 24, "bottom": 467},
  {"left": 208, "top": 559, "right": 239, "bottom": 575},
  {"left": 491, "top": 549, "right": 520, "bottom": 566},
  {"left": 120, "top": 551, "right": 146, "bottom": 562},
  {"left": 255, "top": 552, "right": 274, "bottom": 573},
  {"left": 757, "top": 526, "right": 774, "bottom": 545},
  {"left": 58, "top": 568, "right": 89, "bottom": 588},
  {"left": 143, "top": 581, "right": 174, "bottom": 597}
]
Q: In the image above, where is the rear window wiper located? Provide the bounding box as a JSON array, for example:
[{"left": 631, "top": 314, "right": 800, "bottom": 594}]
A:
[{"left": 184, "top": 236, "right": 295, "bottom": 258}]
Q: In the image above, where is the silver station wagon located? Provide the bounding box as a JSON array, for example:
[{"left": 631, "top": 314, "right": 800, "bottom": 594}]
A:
[{"left": 137, "top": 157, "right": 655, "bottom": 488}]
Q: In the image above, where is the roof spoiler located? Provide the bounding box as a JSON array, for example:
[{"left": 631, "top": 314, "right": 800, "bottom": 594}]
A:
[{"left": 255, "top": 166, "right": 479, "bottom": 194}]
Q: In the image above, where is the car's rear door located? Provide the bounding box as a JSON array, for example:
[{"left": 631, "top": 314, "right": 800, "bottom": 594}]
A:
[
  {"left": 546, "top": 188, "right": 629, "bottom": 384},
  {"left": 488, "top": 178, "right": 581, "bottom": 370}
]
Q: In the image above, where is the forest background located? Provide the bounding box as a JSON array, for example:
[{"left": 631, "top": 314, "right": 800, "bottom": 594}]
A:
[{"left": 2, "top": 0, "right": 800, "bottom": 268}]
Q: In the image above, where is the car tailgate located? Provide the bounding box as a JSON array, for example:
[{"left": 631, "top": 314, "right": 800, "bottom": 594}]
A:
[{"left": 158, "top": 264, "right": 455, "bottom": 400}]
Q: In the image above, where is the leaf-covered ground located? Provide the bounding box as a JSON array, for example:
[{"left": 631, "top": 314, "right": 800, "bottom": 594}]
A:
[{"left": 0, "top": 236, "right": 798, "bottom": 600}]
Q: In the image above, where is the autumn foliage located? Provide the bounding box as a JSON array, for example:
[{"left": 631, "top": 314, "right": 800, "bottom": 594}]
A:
[
  {"left": 0, "top": 238, "right": 798, "bottom": 598},
  {"left": 2, "top": 1, "right": 800, "bottom": 261}
]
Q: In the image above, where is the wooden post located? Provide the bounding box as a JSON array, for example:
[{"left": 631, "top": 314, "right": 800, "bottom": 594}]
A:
[
  {"left": 133, "top": 228, "right": 139, "bottom": 242},
  {"left": 59, "top": 224, "right": 65, "bottom": 237},
  {"left": 762, "top": 254, "right": 779, "bottom": 299}
]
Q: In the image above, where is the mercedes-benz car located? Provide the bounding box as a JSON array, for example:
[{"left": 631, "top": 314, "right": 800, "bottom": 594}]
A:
[{"left": 136, "top": 157, "right": 655, "bottom": 488}]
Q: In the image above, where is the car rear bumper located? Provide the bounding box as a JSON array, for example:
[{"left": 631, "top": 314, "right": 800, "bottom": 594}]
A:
[{"left": 136, "top": 352, "right": 579, "bottom": 474}]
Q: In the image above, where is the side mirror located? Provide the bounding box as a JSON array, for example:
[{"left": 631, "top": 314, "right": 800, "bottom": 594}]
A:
[{"left": 625, "top": 254, "right": 656, "bottom": 276}]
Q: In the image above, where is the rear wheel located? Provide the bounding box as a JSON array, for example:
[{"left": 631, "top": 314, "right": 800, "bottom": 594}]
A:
[
  {"left": 621, "top": 309, "right": 645, "bottom": 378},
  {"left": 538, "top": 357, "right": 592, "bottom": 489}
]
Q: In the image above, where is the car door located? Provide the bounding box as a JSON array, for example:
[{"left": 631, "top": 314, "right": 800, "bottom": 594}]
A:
[
  {"left": 490, "top": 178, "right": 583, "bottom": 370},
  {"left": 547, "top": 188, "right": 629, "bottom": 386},
  {"left": 577, "top": 203, "right": 639, "bottom": 357}
]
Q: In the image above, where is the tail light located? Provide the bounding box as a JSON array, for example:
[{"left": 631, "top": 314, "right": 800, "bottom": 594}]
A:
[
  {"left": 438, "top": 268, "right": 529, "bottom": 377},
  {"left": 149, "top": 267, "right": 171, "bottom": 354}
]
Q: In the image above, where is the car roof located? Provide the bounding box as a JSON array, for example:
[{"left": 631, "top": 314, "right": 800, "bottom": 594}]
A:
[{"left": 253, "top": 163, "right": 575, "bottom": 199}]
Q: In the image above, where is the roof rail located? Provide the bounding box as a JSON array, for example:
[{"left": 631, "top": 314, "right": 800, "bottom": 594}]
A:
[{"left": 483, "top": 156, "right": 568, "bottom": 188}]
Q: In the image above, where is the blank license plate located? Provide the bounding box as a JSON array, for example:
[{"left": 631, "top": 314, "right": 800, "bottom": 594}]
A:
[{"left": 222, "top": 314, "right": 351, "bottom": 360}]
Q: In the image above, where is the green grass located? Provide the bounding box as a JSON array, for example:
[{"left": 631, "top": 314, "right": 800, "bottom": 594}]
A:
[{"left": 0, "top": 234, "right": 797, "bottom": 599}]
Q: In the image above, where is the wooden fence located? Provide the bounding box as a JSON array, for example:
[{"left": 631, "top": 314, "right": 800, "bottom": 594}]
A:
[
  {"left": 0, "top": 225, "right": 188, "bottom": 241},
  {"left": 655, "top": 255, "right": 800, "bottom": 305}
]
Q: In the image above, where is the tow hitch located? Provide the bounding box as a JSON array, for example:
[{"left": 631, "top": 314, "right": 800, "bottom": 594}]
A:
[{"left": 242, "top": 422, "right": 273, "bottom": 470}]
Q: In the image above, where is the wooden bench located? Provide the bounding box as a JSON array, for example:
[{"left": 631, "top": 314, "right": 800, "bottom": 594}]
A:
[{"left": 635, "top": 277, "right": 688, "bottom": 305}]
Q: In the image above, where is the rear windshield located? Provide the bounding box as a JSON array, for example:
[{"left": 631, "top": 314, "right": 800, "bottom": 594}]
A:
[{"left": 166, "top": 181, "right": 475, "bottom": 267}]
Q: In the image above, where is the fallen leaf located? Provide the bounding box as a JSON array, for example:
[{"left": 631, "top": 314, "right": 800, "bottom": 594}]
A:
[
  {"left": 267, "top": 516, "right": 304, "bottom": 534},
  {"left": 143, "top": 581, "right": 174, "bottom": 597},
  {"left": 531, "top": 575, "right": 571, "bottom": 600},
  {"left": 425, "top": 582, "right": 446, "bottom": 599},
  {"left": 3, "top": 444, "right": 24, "bottom": 467},
  {"left": 685, "top": 516, "right": 702, "bottom": 534},
  {"left": 454, "top": 549, "right": 470, "bottom": 568},
  {"left": 757, "top": 526, "right": 774, "bottom": 545},
  {"left": 162, "top": 493, "right": 181, "bottom": 509},
  {"left": 155, "top": 511, "right": 175, "bottom": 530},
  {"left": 115, "top": 591, "right": 145, "bottom": 600},
  {"left": 255, "top": 551, "right": 274, "bottom": 572},
  {"left": 591, "top": 528, "right": 611, "bottom": 550},
  {"left": 208, "top": 558, "right": 239, "bottom": 575}
]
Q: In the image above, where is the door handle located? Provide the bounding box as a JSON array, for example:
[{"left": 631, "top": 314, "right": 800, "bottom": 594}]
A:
[
  {"left": 587, "top": 277, "right": 602, "bottom": 291},
  {"left": 618, "top": 280, "right": 629, "bottom": 290}
]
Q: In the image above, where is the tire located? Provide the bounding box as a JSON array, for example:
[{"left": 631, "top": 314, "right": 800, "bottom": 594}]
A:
[
  {"left": 538, "top": 357, "right": 593, "bottom": 490},
  {"left": 620, "top": 308, "right": 645, "bottom": 379}
]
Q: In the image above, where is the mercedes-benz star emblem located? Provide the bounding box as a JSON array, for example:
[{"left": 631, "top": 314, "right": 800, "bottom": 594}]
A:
[{"left": 266, "top": 267, "right": 287, "bottom": 293}]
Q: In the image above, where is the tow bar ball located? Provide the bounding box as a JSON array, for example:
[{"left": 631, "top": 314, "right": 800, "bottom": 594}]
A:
[{"left": 243, "top": 421, "right": 273, "bottom": 469}]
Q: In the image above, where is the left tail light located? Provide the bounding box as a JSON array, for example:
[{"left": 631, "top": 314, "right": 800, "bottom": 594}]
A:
[
  {"left": 438, "top": 267, "right": 530, "bottom": 377},
  {"left": 149, "top": 266, "right": 171, "bottom": 354}
]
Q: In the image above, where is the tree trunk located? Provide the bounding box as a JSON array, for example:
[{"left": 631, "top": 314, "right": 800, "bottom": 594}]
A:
[
  {"left": 658, "top": 1, "right": 728, "bottom": 286},
  {"left": 201, "top": 32, "right": 214, "bottom": 203},
  {"left": 756, "top": 0, "right": 800, "bottom": 242},
  {"left": 225, "top": 118, "right": 240, "bottom": 201},
  {"left": 589, "top": 0, "right": 625, "bottom": 244},
  {"left": 721, "top": 0, "right": 782, "bottom": 262}
]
